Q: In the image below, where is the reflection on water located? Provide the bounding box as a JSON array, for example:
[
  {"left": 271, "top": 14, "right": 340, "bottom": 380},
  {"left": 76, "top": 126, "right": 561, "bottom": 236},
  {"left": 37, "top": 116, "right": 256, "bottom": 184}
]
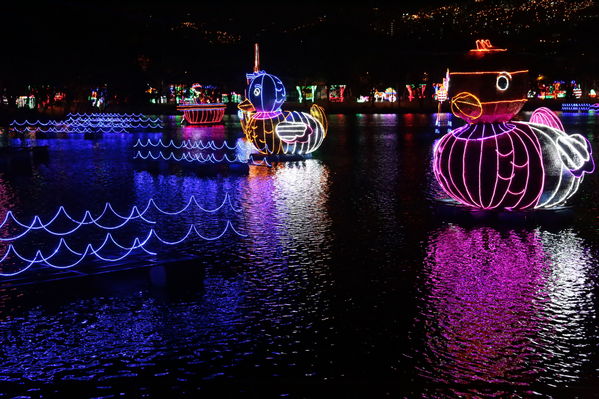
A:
[
  {"left": 0, "top": 113, "right": 596, "bottom": 396},
  {"left": 419, "top": 225, "right": 596, "bottom": 394}
]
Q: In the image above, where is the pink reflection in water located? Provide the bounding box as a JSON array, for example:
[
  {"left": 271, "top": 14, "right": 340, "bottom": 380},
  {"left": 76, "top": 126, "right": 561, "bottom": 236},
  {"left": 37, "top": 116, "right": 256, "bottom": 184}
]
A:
[{"left": 417, "top": 225, "right": 595, "bottom": 392}]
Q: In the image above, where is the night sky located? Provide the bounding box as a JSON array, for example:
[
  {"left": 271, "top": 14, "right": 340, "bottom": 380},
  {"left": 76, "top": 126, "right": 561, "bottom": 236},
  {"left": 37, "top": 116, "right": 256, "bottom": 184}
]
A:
[{"left": 2, "top": 1, "right": 598, "bottom": 93}]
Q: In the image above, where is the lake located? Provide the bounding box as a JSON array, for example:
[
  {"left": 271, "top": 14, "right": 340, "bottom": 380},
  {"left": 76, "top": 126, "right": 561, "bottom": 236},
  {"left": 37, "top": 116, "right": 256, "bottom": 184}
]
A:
[{"left": 0, "top": 112, "right": 597, "bottom": 397}]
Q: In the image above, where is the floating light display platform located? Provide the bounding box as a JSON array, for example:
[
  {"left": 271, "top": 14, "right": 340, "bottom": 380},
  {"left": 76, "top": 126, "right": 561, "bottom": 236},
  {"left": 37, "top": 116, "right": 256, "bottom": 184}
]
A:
[
  {"left": 433, "top": 41, "right": 594, "bottom": 210},
  {"left": 176, "top": 103, "right": 227, "bottom": 125}
]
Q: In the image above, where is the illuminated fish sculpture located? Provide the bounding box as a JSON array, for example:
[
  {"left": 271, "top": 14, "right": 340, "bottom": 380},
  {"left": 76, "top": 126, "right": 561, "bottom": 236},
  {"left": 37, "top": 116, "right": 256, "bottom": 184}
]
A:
[
  {"left": 238, "top": 44, "right": 327, "bottom": 155},
  {"left": 433, "top": 40, "right": 594, "bottom": 210}
]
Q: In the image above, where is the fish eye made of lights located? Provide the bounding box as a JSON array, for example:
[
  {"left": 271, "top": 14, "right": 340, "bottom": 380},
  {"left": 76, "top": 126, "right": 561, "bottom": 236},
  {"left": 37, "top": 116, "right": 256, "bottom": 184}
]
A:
[
  {"left": 433, "top": 40, "right": 595, "bottom": 210},
  {"left": 238, "top": 43, "right": 328, "bottom": 155}
]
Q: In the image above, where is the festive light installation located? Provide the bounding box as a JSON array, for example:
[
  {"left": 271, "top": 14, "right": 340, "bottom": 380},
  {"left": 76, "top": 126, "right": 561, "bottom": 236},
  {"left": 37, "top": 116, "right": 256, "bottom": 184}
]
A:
[
  {"left": 0, "top": 194, "right": 245, "bottom": 277},
  {"left": 11, "top": 113, "right": 163, "bottom": 134},
  {"left": 433, "top": 41, "right": 595, "bottom": 210},
  {"left": 374, "top": 88, "right": 397, "bottom": 102},
  {"left": 296, "top": 85, "right": 317, "bottom": 103},
  {"left": 175, "top": 83, "right": 226, "bottom": 125},
  {"left": 328, "top": 85, "right": 346, "bottom": 102},
  {"left": 134, "top": 138, "right": 243, "bottom": 151},
  {"left": 238, "top": 44, "right": 328, "bottom": 155},
  {"left": 561, "top": 103, "right": 599, "bottom": 112},
  {"left": 133, "top": 150, "right": 247, "bottom": 164},
  {"left": 176, "top": 103, "right": 227, "bottom": 125},
  {"left": 405, "top": 84, "right": 427, "bottom": 102}
]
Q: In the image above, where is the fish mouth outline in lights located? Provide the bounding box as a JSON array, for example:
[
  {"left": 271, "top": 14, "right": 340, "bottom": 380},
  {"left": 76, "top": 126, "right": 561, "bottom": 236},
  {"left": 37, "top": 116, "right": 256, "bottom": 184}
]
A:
[
  {"left": 433, "top": 40, "right": 594, "bottom": 210},
  {"left": 238, "top": 44, "right": 328, "bottom": 155}
]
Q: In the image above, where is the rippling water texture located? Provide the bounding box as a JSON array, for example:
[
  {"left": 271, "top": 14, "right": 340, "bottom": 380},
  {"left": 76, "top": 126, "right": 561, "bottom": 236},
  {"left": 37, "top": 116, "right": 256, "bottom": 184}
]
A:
[{"left": 0, "top": 113, "right": 597, "bottom": 397}]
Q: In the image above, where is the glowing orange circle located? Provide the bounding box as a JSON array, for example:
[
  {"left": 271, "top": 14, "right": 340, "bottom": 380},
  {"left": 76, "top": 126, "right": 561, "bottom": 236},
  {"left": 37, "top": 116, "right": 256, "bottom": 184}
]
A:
[{"left": 451, "top": 92, "right": 483, "bottom": 121}]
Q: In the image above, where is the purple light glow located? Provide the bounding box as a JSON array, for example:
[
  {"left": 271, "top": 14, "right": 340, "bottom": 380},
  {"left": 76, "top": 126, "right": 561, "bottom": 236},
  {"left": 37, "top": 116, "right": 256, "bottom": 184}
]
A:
[
  {"left": 417, "top": 225, "right": 596, "bottom": 387},
  {"left": 433, "top": 108, "right": 594, "bottom": 209}
]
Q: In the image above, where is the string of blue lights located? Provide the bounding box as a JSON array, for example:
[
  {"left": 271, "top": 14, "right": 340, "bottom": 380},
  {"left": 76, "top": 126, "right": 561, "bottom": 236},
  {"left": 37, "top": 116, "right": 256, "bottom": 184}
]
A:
[
  {"left": 0, "top": 193, "right": 241, "bottom": 242},
  {"left": 0, "top": 221, "right": 246, "bottom": 276},
  {"left": 133, "top": 150, "right": 246, "bottom": 164},
  {"left": 134, "top": 138, "right": 243, "bottom": 151}
]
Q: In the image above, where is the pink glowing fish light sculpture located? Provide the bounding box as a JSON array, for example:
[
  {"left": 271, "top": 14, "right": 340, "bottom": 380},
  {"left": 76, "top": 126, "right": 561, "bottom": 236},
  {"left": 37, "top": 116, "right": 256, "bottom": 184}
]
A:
[{"left": 433, "top": 41, "right": 594, "bottom": 210}]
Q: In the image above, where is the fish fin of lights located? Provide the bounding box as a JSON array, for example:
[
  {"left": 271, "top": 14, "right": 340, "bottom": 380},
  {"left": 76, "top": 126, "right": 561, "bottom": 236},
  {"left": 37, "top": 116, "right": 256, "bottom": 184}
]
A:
[
  {"left": 246, "top": 70, "right": 267, "bottom": 81},
  {"left": 529, "top": 107, "right": 564, "bottom": 131}
]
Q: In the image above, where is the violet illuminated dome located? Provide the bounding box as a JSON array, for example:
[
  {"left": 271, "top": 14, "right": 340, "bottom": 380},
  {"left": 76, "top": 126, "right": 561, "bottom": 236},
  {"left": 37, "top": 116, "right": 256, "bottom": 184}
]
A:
[
  {"left": 448, "top": 40, "right": 529, "bottom": 124},
  {"left": 246, "top": 71, "right": 286, "bottom": 113}
]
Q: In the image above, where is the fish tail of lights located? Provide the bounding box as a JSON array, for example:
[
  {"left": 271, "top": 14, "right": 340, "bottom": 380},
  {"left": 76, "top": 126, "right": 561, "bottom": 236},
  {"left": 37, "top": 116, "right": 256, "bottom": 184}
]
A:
[
  {"left": 0, "top": 195, "right": 246, "bottom": 277},
  {"left": 433, "top": 119, "right": 594, "bottom": 209}
]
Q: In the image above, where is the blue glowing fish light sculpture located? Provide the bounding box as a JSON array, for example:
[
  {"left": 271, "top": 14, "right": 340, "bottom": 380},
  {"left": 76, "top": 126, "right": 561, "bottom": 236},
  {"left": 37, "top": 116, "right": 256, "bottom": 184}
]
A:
[
  {"left": 433, "top": 41, "right": 594, "bottom": 210},
  {"left": 238, "top": 45, "right": 328, "bottom": 155}
]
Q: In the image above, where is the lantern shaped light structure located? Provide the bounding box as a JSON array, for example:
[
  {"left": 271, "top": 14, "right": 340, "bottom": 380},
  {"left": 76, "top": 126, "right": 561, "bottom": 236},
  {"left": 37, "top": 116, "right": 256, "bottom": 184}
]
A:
[
  {"left": 433, "top": 40, "right": 594, "bottom": 210},
  {"left": 238, "top": 44, "right": 328, "bottom": 155}
]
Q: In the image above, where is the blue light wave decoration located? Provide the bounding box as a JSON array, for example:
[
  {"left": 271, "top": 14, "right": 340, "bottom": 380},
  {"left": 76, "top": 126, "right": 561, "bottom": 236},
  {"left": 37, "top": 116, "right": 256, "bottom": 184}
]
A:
[
  {"left": 10, "top": 113, "right": 164, "bottom": 134},
  {"left": 134, "top": 138, "right": 243, "bottom": 151},
  {"left": 133, "top": 150, "right": 247, "bottom": 164},
  {"left": 67, "top": 112, "right": 158, "bottom": 120},
  {"left": 0, "top": 193, "right": 247, "bottom": 277},
  {"left": 0, "top": 221, "right": 247, "bottom": 277},
  {"left": 0, "top": 193, "right": 241, "bottom": 241}
]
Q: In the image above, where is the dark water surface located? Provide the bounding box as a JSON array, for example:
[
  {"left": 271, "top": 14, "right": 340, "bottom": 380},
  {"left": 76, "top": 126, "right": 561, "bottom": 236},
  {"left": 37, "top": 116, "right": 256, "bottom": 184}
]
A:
[{"left": 0, "top": 113, "right": 597, "bottom": 397}]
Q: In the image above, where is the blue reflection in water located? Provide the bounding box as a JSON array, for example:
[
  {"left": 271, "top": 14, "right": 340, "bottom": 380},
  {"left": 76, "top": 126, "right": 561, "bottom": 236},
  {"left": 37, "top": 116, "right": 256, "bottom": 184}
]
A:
[{"left": 0, "top": 119, "right": 334, "bottom": 392}]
